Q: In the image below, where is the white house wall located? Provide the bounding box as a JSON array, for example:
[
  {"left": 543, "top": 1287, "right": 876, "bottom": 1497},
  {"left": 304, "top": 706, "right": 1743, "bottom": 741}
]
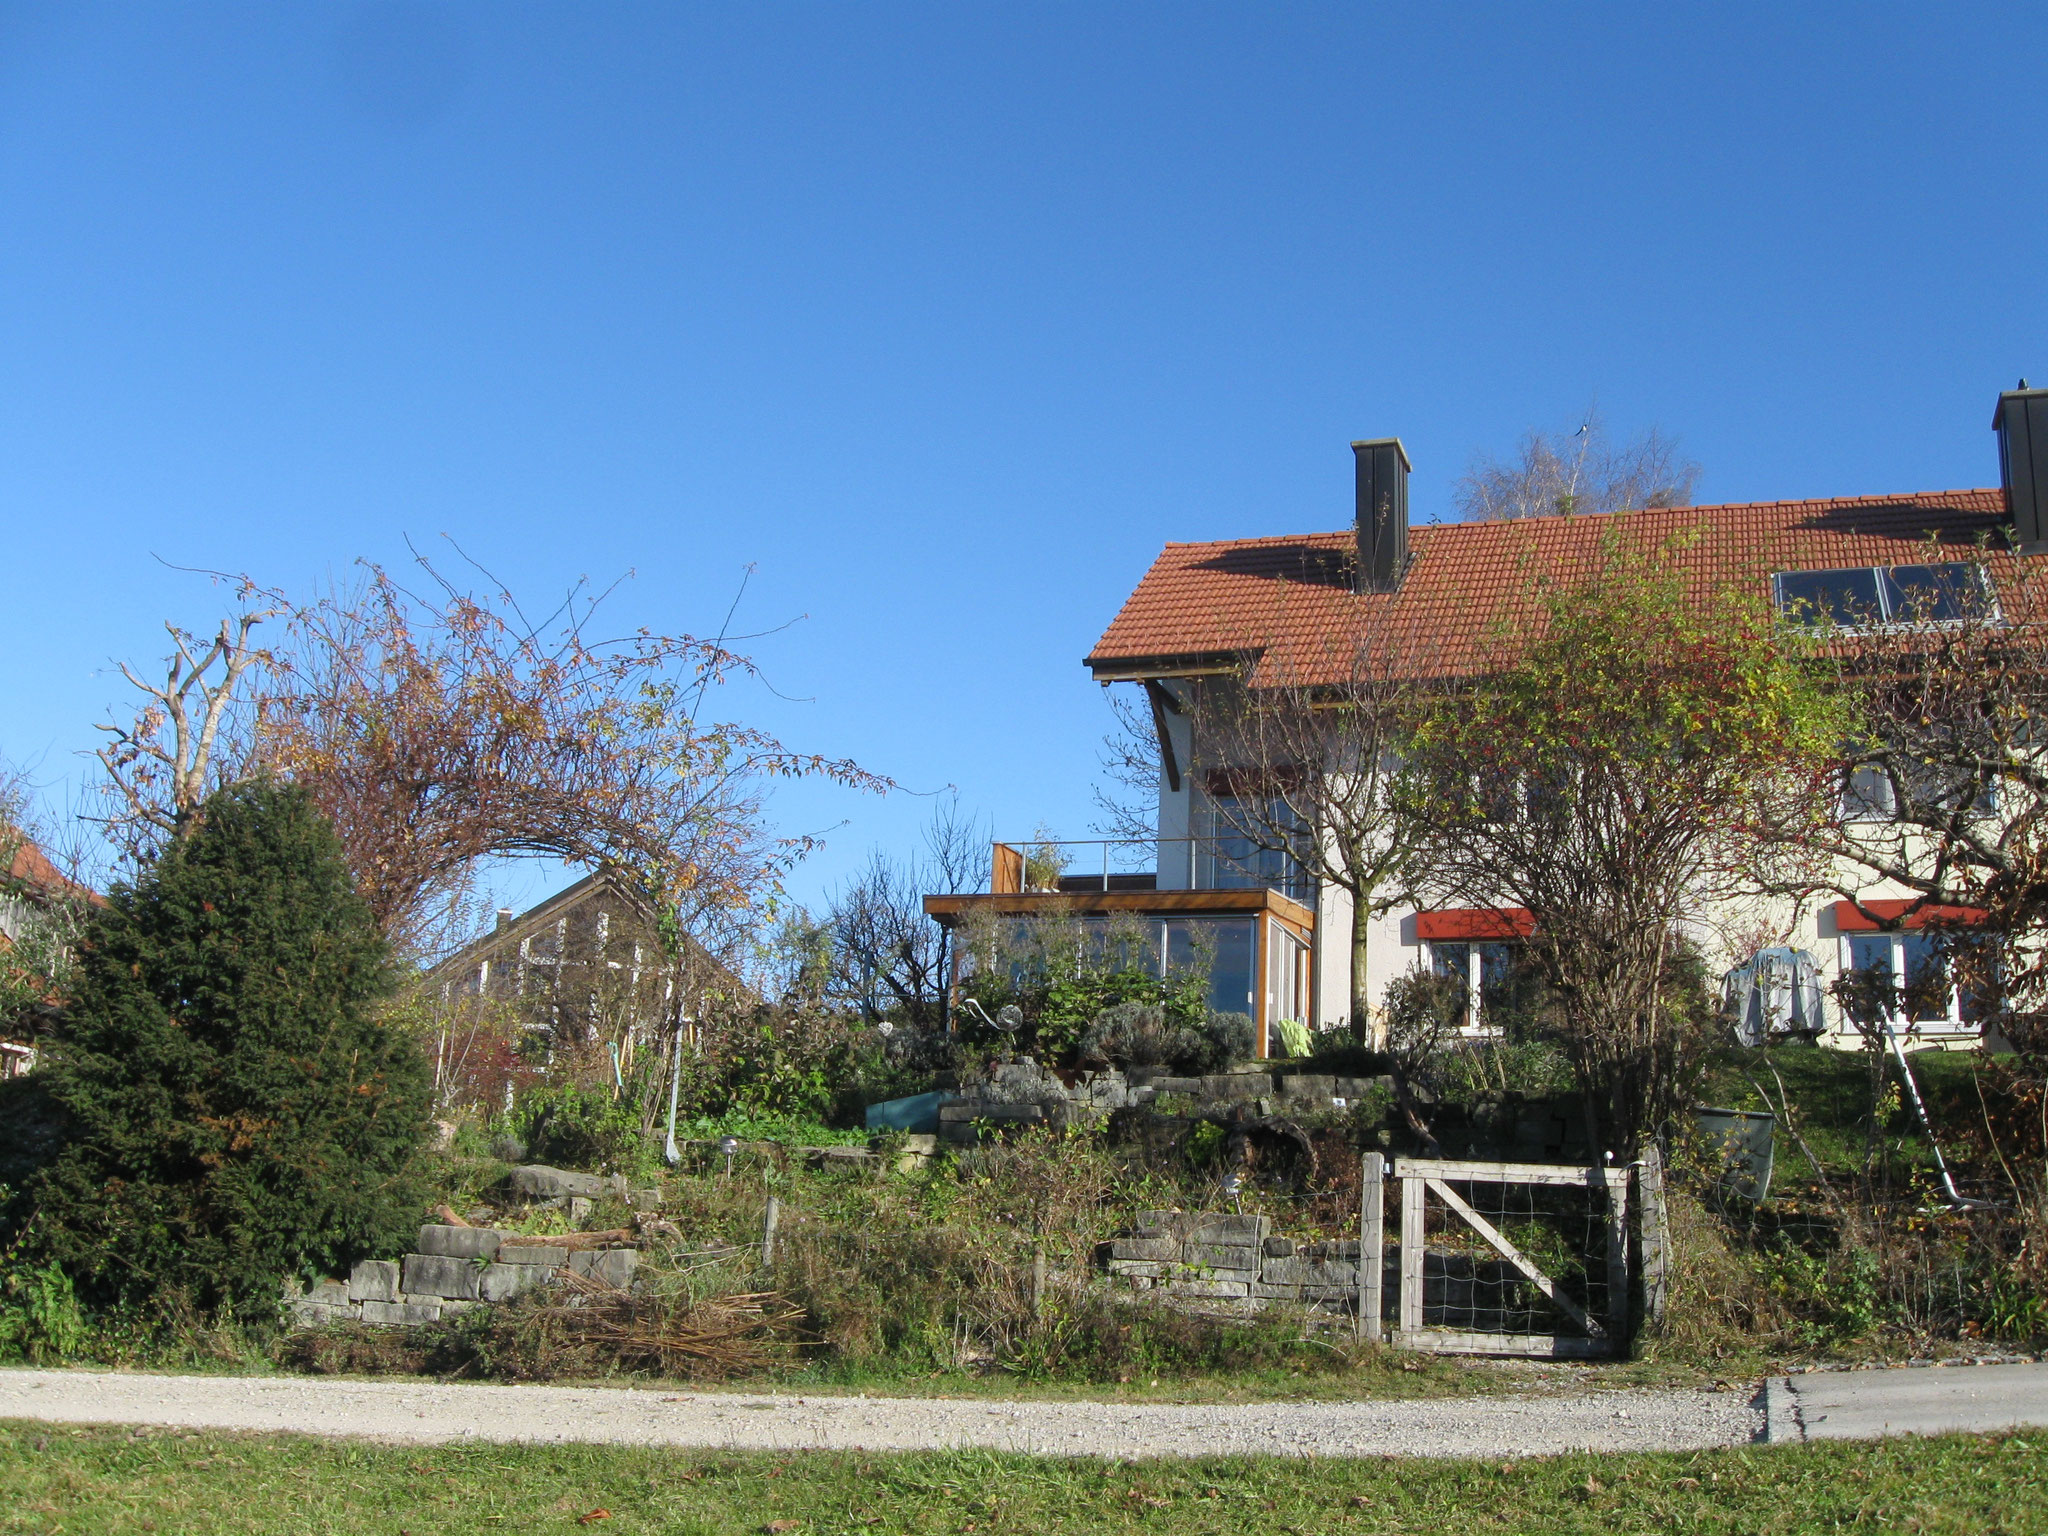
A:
[
  {"left": 1364, "top": 870, "right": 1984, "bottom": 1050},
  {"left": 1143, "top": 675, "right": 1983, "bottom": 1050}
]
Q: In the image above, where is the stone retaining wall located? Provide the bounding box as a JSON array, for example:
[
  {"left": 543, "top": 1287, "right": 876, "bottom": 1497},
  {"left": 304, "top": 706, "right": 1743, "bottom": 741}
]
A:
[
  {"left": 285, "top": 1223, "right": 640, "bottom": 1328},
  {"left": 1099, "top": 1210, "right": 1374, "bottom": 1308},
  {"left": 935, "top": 1063, "right": 1391, "bottom": 1146}
]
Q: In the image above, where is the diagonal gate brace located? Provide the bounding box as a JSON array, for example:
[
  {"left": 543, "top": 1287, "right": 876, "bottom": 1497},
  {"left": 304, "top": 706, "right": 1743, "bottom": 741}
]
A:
[{"left": 1425, "top": 1176, "right": 1604, "bottom": 1338}]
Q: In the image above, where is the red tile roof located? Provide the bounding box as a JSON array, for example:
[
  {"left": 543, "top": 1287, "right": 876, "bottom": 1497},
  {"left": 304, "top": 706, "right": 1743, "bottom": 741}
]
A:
[
  {"left": 4, "top": 832, "right": 94, "bottom": 905},
  {"left": 1086, "top": 489, "right": 2012, "bottom": 688}
]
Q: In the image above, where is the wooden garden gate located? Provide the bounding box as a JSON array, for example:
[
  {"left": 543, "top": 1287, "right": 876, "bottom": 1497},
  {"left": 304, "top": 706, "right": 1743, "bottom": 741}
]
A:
[{"left": 1357, "top": 1154, "right": 1634, "bottom": 1359}]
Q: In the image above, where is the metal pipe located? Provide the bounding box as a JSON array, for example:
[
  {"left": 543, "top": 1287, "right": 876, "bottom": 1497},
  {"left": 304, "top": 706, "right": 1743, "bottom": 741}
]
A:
[
  {"left": 663, "top": 1019, "right": 685, "bottom": 1165},
  {"left": 1882, "top": 1019, "right": 1997, "bottom": 1210}
]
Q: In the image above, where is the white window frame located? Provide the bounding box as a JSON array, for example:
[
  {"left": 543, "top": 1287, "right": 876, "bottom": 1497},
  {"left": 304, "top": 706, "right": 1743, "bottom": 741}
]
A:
[
  {"left": 1836, "top": 931, "right": 1979, "bottom": 1040},
  {"left": 1427, "top": 939, "right": 1516, "bottom": 1036}
]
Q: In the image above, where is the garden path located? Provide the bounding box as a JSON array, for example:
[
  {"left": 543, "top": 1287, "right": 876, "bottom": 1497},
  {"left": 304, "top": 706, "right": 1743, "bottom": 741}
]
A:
[{"left": 2, "top": 1367, "right": 1757, "bottom": 1458}]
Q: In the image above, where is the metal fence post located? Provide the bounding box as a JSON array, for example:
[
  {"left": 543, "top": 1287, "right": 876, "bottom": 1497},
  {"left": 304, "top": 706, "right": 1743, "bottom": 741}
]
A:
[{"left": 1358, "top": 1150, "right": 1385, "bottom": 1343}]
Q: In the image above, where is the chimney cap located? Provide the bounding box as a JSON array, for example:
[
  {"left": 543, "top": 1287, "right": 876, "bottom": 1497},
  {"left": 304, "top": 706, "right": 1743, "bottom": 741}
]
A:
[
  {"left": 1994, "top": 382, "right": 2048, "bottom": 429},
  {"left": 1350, "top": 436, "right": 1412, "bottom": 470}
]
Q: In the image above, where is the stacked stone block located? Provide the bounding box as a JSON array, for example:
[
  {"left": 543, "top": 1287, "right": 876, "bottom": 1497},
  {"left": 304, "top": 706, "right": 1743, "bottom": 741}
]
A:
[
  {"left": 284, "top": 1222, "right": 639, "bottom": 1328},
  {"left": 1126, "top": 1068, "right": 1386, "bottom": 1117},
  {"left": 932, "top": 1064, "right": 1395, "bottom": 1145},
  {"left": 1100, "top": 1210, "right": 1367, "bottom": 1309}
]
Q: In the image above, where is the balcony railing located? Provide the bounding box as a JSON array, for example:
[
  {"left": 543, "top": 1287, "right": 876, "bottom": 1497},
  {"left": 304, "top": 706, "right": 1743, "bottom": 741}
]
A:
[{"left": 991, "top": 837, "right": 1311, "bottom": 904}]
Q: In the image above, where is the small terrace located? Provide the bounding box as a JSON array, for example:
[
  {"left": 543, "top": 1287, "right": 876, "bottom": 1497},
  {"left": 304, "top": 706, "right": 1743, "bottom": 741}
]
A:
[{"left": 921, "top": 838, "right": 1316, "bottom": 1057}]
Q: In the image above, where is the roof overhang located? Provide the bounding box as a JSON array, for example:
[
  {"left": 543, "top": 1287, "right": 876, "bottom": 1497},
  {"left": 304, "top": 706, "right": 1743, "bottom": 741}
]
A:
[{"left": 1086, "top": 650, "right": 1249, "bottom": 684}]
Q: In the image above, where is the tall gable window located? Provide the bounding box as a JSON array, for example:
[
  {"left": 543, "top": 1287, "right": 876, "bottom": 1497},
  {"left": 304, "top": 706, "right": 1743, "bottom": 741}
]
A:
[{"left": 1773, "top": 562, "right": 1990, "bottom": 629}]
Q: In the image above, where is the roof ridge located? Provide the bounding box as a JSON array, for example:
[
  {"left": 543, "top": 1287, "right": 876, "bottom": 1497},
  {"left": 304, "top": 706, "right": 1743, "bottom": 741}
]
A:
[{"left": 1156, "top": 489, "right": 2004, "bottom": 558}]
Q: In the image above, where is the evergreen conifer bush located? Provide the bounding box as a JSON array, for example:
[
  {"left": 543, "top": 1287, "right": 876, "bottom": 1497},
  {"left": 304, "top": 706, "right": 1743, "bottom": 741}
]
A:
[{"left": 9, "top": 780, "right": 430, "bottom": 1321}]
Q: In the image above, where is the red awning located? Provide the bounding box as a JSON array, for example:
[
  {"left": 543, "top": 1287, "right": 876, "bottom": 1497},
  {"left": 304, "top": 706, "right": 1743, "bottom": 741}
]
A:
[
  {"left": 1415, "top": 907, "right": 1536, "bottom": 941},
  {"left": 1831, "top": 898, "right": 1987, "bottom": 932}
]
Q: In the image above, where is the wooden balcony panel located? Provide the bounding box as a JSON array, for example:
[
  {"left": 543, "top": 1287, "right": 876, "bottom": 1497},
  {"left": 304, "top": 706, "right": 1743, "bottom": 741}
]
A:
[{"left": 922, "top": 886, "right": 1314, "bottom": 935}]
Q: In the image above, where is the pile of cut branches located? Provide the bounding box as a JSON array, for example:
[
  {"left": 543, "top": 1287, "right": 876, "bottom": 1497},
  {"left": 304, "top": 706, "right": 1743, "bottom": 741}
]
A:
[{"left": 527, "top": 1269, "right": 805, "bottom": 1378}]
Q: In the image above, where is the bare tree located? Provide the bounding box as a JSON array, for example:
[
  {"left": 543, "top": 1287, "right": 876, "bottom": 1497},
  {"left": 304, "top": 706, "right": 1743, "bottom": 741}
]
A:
[
  {"left": 92, "top": 607, "right": 273, "bottom": 857},
  {"left": 1455, "top": 407, "right": 1700, "bottom": 522},
  {"left": 97, "top": 555, "right": 890, "bottom": 964},
  {"left": 1188, "top": 627, "right": 1428, "bottom": 1041},
  {"left": 827, "top": 796, "right": 986, "bottom": 1028},
  {"left": 1090, "top": 687, "right": 1160, "bottom": 842}
]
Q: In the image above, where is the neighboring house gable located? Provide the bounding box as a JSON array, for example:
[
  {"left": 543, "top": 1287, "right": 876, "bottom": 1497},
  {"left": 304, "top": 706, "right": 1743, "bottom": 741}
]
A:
[{"left": 422, "top": 870, "right": 745, "bottom": 1042}]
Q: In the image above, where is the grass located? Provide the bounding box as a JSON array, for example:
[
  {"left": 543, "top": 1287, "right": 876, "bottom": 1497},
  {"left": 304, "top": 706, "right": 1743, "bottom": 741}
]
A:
[
  {"left": 3, "top": 1420, "right": 2043, "bottom": 1534},
  {"left": 1697, "top": 1042, "right": 1987, "bottom": 1182}
]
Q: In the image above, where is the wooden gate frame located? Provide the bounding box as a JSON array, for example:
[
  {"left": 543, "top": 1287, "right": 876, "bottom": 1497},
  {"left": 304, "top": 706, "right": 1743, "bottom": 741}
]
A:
[{"left": 1360, "top": 1157, "right": 1631, "bottom": 1359}]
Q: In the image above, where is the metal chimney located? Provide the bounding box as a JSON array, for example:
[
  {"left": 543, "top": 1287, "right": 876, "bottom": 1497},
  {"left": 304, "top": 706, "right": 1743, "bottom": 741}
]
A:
[
  {"left": 1995, "top": 380, "right": 2048, "bottom": 554},
  {"left": 1352, "top": 437, "right": 1411, "bottom": 592}
]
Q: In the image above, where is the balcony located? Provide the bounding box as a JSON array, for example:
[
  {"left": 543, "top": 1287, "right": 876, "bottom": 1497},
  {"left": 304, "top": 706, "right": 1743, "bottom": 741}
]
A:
[
  {"left": 986, "top": 836, "right": 1312, "bottom": 904},
  {"left": 921, "top": 838, "right": 1317, "bottom": 1057}
]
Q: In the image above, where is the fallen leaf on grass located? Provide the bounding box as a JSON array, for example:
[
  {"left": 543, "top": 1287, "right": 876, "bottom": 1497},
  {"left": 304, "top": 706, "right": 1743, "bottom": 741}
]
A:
[
  {"left": 764, "top": 1523, "right": 804, "bottom": 1533},
  {"left": 1672, "top": 1477, "right": 1701, "bottom": 1491},
  {"left": 577, "top": 1513, "right": 612, "bottom": 1526}
]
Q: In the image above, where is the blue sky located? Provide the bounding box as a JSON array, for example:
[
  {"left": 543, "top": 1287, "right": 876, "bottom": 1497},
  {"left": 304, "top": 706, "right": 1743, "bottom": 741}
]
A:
[{"left": 2, "top": 3, "right": 2043, "bottom": 921}]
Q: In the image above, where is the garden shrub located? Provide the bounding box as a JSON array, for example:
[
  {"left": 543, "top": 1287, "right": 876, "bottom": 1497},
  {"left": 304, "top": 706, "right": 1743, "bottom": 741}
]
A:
[
  {"left": 1191, "top": 1010, "right": 1256, "bottom": 1073},
  {"left": 9, "top": 780, "right": 432, "bottom": 1321},
  {"left": 0, "top": 1258, "right": 87, "bottom": 1364},
  {"left": 1076, "top": 1001, "right": 1170, "bottom": 1067},
  {"left": 1077, "top": 1003, "right": 1255, "bottom": 1076},
  {"left": 506, "top": 1080, "right": 645, "bottom": 1172}
]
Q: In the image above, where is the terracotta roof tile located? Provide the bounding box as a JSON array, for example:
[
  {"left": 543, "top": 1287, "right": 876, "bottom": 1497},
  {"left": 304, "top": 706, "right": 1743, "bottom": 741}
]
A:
[
  {"left": 1085, "top": 489, "right": 2012, "bottom": 687},
  {"left": 3, "top": 832, "right": 95, "bottom": 906}
]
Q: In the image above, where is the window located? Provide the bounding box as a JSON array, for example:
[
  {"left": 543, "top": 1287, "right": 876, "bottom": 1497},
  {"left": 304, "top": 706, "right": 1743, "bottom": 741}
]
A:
[
  {"left": 1266, "top": 919, "right": 1308, "bottom": 1032},
  {"left": 1840, "top": 759, "right": 1996, "bottom": 822},
  {"left": 1841, "top": 931, "right": 1987, "bottom": 1034},
  {"left": 1429, "top": 940, "right": 1518, "bottom": 1032},
  {"left": 1776, "top": 567, "right": 1884, "bottom": 627},
  {"left": 1774, "top": 562, "right": 1992, "bottom": 630},
  {"left": 1198, "top": 797, "right": 1312, "bottom": 902},
  {"left": 1841, "top": 763, "right": 1896, "bottom": 821},
  {"left": 1000, "top": 913, "right": 1258, "bottom": 1019}
]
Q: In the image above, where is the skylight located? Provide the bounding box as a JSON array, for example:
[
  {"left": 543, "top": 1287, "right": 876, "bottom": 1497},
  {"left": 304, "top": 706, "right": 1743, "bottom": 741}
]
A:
[{"left": 1773, "top": 562, "right": 1991, "bottom": 628}]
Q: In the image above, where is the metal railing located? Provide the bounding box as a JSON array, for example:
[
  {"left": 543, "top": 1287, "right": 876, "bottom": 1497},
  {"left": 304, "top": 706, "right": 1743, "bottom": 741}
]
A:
[{"left": 991, "top": 837, "right": 1311, "bottom": 903}]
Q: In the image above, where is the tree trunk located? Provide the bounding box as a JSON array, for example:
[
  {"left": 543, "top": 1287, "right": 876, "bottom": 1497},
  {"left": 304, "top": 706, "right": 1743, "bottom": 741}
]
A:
[{"left": 1349, "top": 893, "right": 1376, "bottom": 1045}]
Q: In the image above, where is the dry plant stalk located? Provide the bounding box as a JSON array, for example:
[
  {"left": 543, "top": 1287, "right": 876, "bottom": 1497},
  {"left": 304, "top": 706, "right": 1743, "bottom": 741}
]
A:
[{"left": 532, "top": 1269, "right": 804, "bottom": 1376}]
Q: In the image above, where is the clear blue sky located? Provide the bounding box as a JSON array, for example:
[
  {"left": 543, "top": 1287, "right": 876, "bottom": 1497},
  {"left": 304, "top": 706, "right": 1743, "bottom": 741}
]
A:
[{"left": 2, "top": 3, "right": 2042, "bottom": 918}]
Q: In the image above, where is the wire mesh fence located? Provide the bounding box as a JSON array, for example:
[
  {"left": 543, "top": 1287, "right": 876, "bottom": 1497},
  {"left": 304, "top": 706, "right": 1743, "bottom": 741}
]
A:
[{"left": 1377, "top": 1158, "right": 1630, "bottom": 1356}]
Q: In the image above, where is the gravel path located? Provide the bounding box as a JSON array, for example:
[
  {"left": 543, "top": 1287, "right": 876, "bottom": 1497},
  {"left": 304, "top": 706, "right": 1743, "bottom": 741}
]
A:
[{"left": 0, "top": 1368, "right": 1760, "bottom": 1460}]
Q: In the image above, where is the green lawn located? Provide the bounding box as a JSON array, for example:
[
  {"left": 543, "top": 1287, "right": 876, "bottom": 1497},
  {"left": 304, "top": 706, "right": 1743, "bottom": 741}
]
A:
[
  {"left": 1696, "top": 1042, "right": 1988, "bottom": 1182},
  {"left": 3, "top": 1421, "right": 2042, "bottom": 1535}
]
